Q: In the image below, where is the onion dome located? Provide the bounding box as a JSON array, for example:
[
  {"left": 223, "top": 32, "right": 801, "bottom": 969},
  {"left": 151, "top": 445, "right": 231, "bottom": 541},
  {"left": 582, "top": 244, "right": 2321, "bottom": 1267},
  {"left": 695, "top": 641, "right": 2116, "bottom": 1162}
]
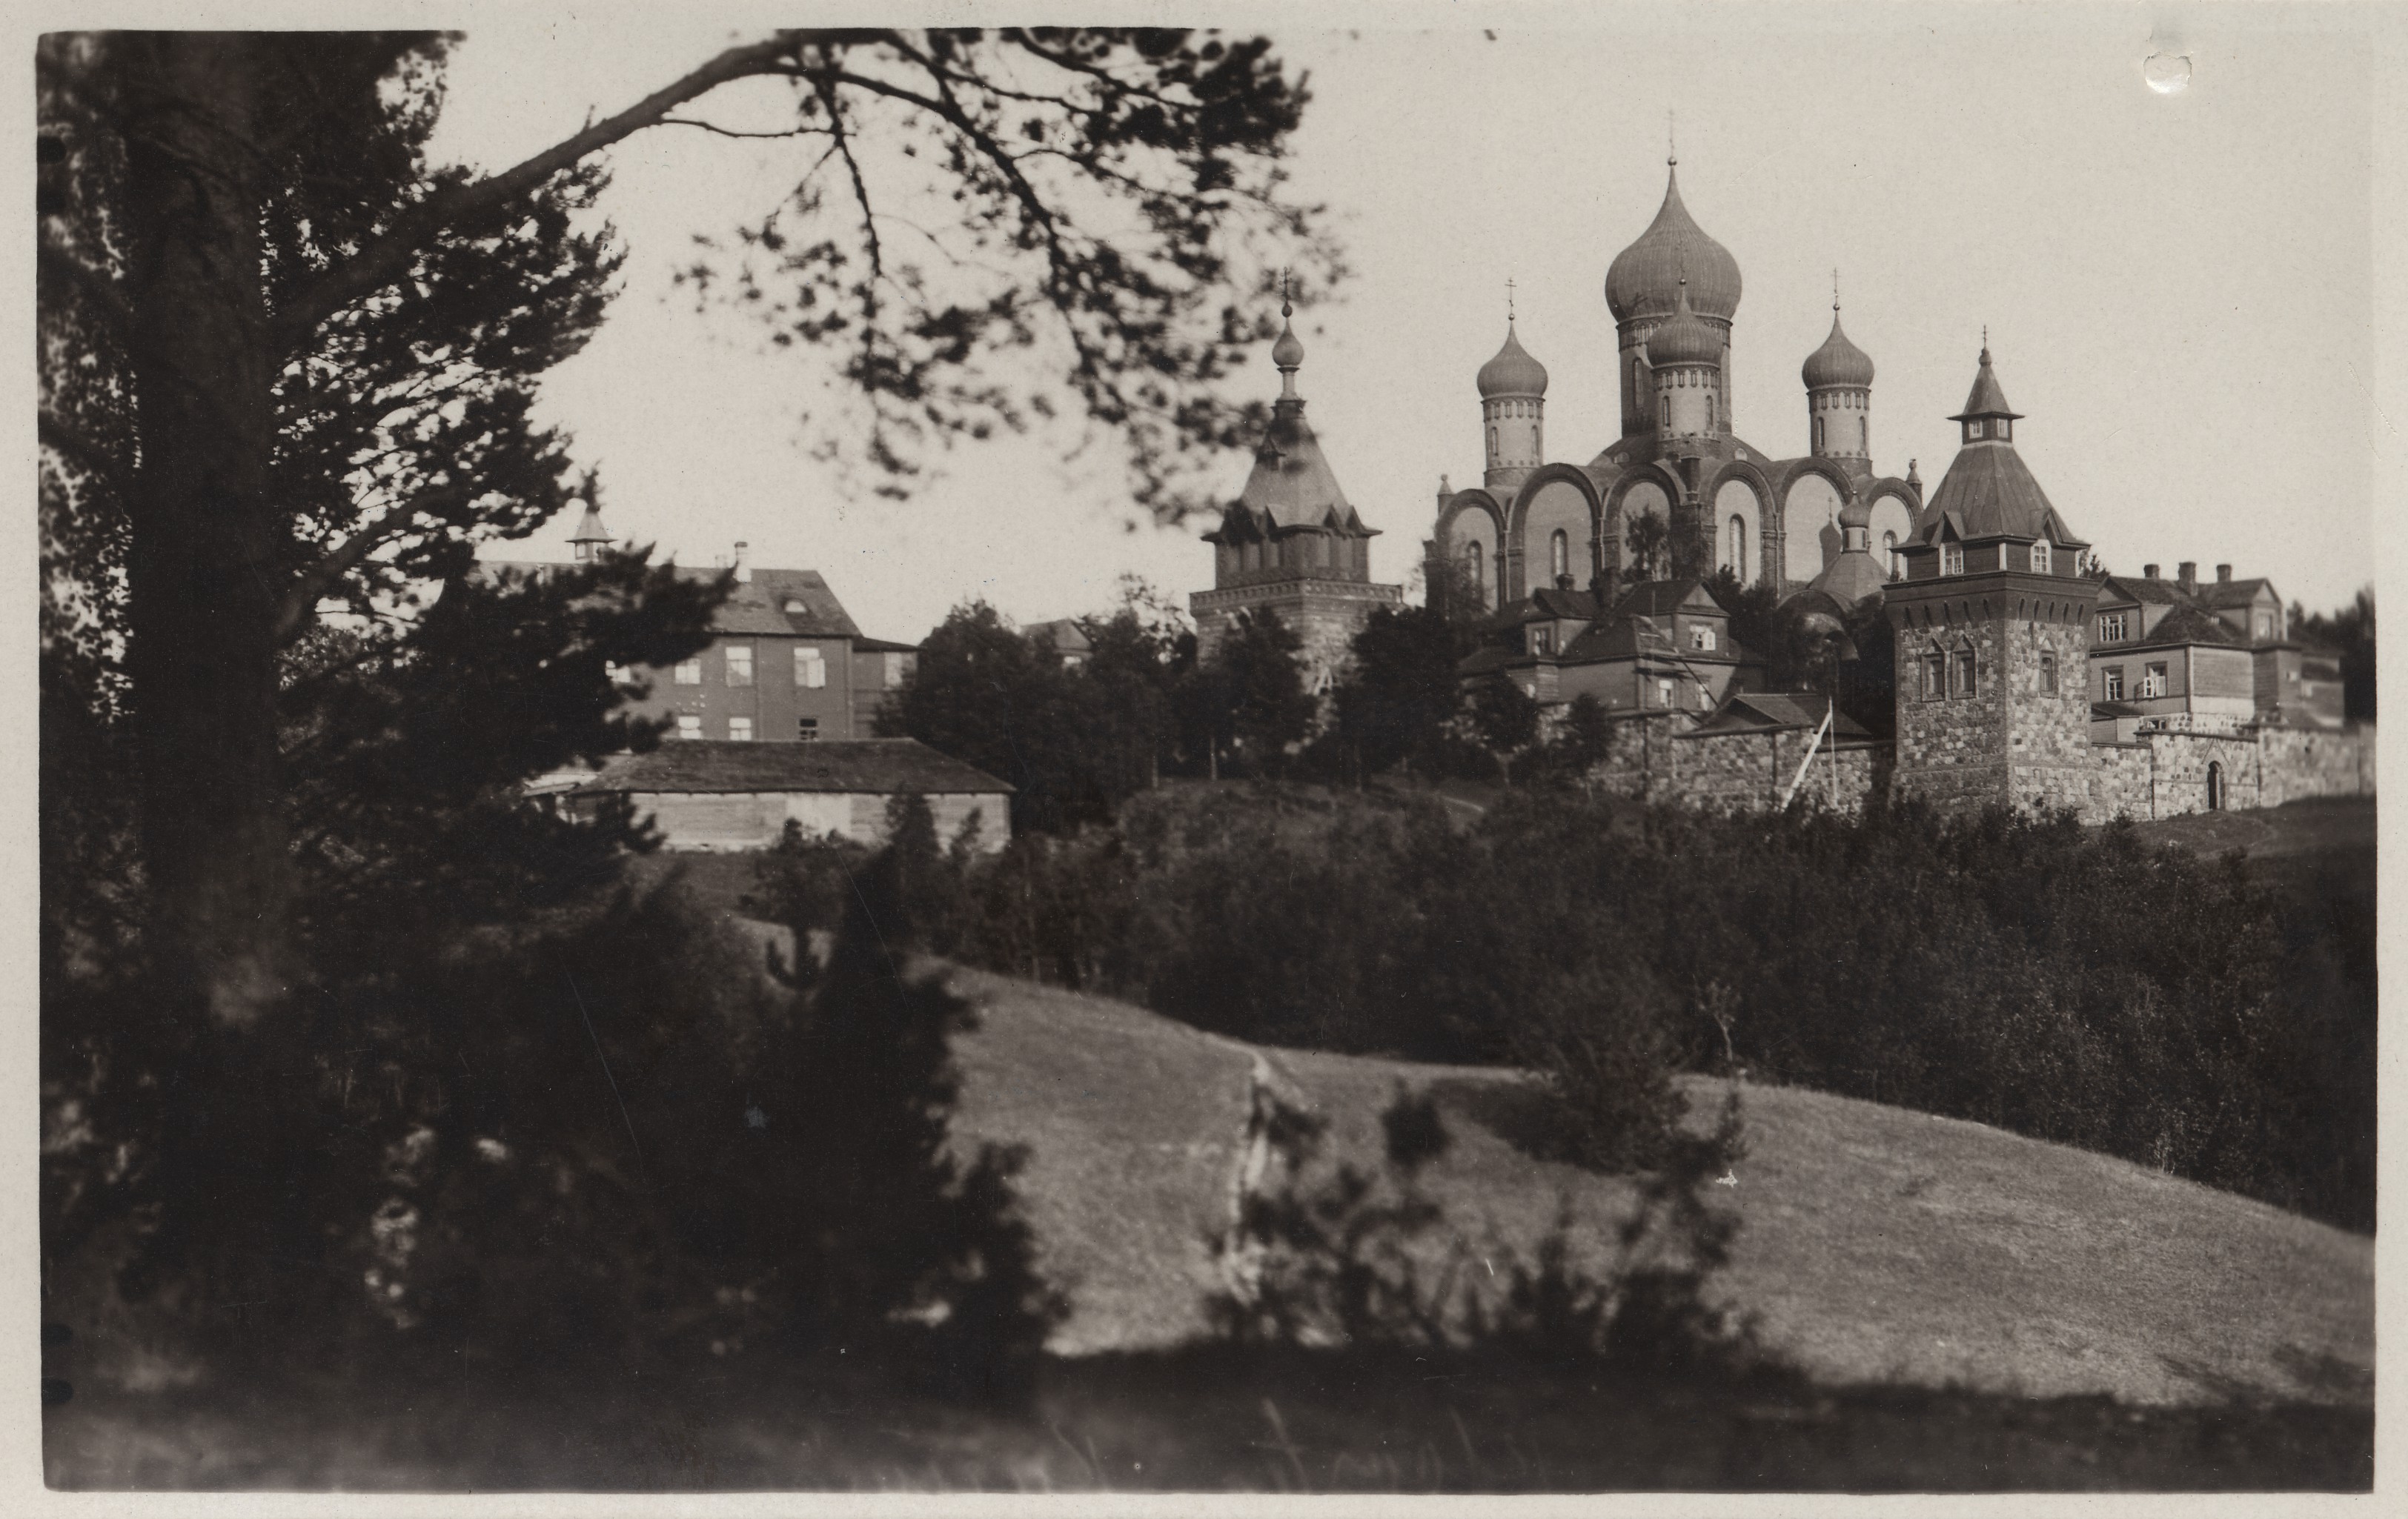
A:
[
  {"left": 1270, "top": 302, "right": 1305, "bottom": 373},
  {"left": 1949, "top": 342, "right": 2022, "bottom": 422},
  {"left": 1476, "top": 320, "right": 1549, "bottom": 399},
  {"left": 1645, "top": 279, "right": 1720, "bottom": 368},
  {"left": 1605, "top": 159, "right": 1742, "bottom": 322},
  {"left": 1802, "top": 309, "right": 1875, "bottom": 390},
  {"left": 1838, "top": 494, "right": 1871, "bottom": 531}
]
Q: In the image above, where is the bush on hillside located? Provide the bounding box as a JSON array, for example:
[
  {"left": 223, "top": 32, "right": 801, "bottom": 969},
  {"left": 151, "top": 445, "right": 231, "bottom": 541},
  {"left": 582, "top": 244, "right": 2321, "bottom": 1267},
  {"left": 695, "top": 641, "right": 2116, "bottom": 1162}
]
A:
[{"left": 921, "top": 784, "right": 2372, "bottom": 1229}]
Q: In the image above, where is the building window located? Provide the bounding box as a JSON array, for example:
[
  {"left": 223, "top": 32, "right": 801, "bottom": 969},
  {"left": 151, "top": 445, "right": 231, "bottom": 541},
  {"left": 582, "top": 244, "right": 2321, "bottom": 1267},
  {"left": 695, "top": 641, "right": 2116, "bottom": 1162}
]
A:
[
  {"left": 1691, "top": 626, "right": 1716, "bottom": 651},
  {"left": 725, "top": 645, "right": 754, "bottom": 686},
  {"left": 1532, "top": 627, "right": 1552, "bottom": 656},
  {"left": 604, "top": 662, "right": 630, "bottom": 684},
  {"left": 1952, "top": 651, "right": 1976, "bottom": 697},
  {"left": 674, "top": 658, "right": 703, "bottom": 685},
  {"left": 1725, "top": 515, "right": 1746, "bottom": 576},
  {"left": 2140, "top": 662, "right": 2167, "bottom": 699},
  {"left": 783, "top": 598, "right": 808, "bottom": 614},
  {"left": 797, "top": 717, "right": 820, "bottom": 742},
  {"left": 1705, "top": 392, "right": 1716, "bottom": 429},
  {"left": 1814, "top": 416, "right": 1825, "bottom": 452},
  {"left": 1487, "top": 426, "right": 1498, "bottom": 459},
  {"left": 2103, "top": 665, "right": 2125, "bottom": 700},
  {"left": 1883, "top": 531, "right": 1900, "bottom": 579},
  {"left": 675, "top": 714, "right": 702, "bottom": 739},
  {"left": 1657, "top": 678, "right": 1674, "bottom": 707},
  {"left": 1996, "top": 419, "right": 2011, "bottom": 443},
  {"left": 1941, "top": 543, "right": 1965, "bottom": 576},
  {"left": 1550, "top": 529, "right": 1569, "bottom": 581},
  {"left": 2039, "top": 651, "right": 2057, "bottom": 694},
  {"left": 1465, "top": 542, "right": 1486, "bottom": 607},
  {"left": 728, "top": 717, "right": 754, "bottom": 741},
  {"left": 1923, "top": 654, "right": 1946, "bottom": 700},
  {"left": 2255, "top": 612, "right": 2273, "bottom": 640},
  {"left": 795, "top": 647, "right": 826, "bottom": 688},
  {"left": 1696, "top": 684, "right": 1712, "bottom": 711},
  {"left": 2029, "top": 542, "right": 2051, "bottom": 574},
  {"left": 2098, "top": 612, "right": 2127, "bottom": 642},
  {"left": 883, "top": 652, "right": 908, "bottom": 688},
  {"left": 1660, "top": 396, "right": 1670, "bottom": 429}
]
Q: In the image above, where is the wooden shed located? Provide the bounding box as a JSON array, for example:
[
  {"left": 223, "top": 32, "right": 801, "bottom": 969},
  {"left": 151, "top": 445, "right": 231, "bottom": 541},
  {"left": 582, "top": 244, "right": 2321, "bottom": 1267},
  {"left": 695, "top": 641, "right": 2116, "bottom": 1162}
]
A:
[{"left": 566, "top": 738, "right": 1012, "bottom": 854}]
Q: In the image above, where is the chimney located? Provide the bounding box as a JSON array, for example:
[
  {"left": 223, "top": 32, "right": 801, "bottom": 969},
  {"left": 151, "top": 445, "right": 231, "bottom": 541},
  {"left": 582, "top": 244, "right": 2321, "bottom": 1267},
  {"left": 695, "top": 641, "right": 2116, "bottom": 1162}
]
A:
[
  {"left": 734, "top": 541, "right": 752, "bottom": 583},
  {"left": 2217, "top": 563, "right": 2232, "bottom": 583},
  {"left": 2143, "top": 563, "right": 2160, "bottom": 580},
  {"left": 2178, "top": 561, "right": 2197, "bottom": 595}
]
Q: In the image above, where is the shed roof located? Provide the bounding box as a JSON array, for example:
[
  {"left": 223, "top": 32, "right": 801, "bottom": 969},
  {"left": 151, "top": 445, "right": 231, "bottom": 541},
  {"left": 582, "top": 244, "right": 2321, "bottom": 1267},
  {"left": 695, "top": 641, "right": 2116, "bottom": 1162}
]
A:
[
  {"left": 578, "top": 738, "right": 1010, "bottom": 797},
  {"left": 1682, "top": 691, "right": 1871, "bottom": 739}
]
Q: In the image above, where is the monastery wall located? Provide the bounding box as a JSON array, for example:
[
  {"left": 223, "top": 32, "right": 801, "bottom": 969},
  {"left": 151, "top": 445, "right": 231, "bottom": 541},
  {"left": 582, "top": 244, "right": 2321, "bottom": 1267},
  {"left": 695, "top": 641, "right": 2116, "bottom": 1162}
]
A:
[{"left": 2254, "top": 725, "right": 2377, "bottom": 808}]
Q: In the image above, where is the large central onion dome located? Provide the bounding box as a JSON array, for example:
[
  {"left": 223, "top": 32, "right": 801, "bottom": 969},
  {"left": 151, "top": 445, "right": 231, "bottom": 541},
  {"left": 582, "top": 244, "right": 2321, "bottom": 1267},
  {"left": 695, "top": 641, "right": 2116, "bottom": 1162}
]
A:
[
  {"left": 1605, "top": 159, "right": 1742, "bottom": 322},
  {"left": 1476, "top": 319, "right": 1550, "bottom": 398},
  {"left": 1802, "top": 308, "right": 1875, "bottom": 389},
  {"left": 1645, "top": 278, "right": 1720, "bottom": 367}
]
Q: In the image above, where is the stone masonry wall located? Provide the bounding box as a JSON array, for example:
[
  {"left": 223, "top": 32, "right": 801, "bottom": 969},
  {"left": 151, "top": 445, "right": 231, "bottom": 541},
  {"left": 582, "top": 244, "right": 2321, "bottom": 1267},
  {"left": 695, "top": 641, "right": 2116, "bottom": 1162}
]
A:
[
  {"left": 1889, "top": 585, "right": 2094, "bottom": 816},
  {"left": 1190, "top": 577, "right": 1404, "bottom": 698},
  {"left": 2255, "top": 725, "right": 2377, "bottom": 808}
]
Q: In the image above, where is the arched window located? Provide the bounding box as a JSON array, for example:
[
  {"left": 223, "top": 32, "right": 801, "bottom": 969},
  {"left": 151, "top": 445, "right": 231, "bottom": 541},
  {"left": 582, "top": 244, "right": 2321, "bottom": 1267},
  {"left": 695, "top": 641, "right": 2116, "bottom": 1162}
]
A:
[
  {"left": 1725, "top": 514, "right": 1746, "bottom": 576},
  {"left": 1660, "top": 396, "right": 1671, "bottom": 429},
  {"left": 1883, "top": 530, "right": 1900, "bottom": 579},
  {"left": 1466, "top": 541, "right": 1486, "bottom": 607},
  {"left": 1859, "top": 416, "right": 1869, "bottom": 453},
  {"left": 1705, "top": 392, "right": 1716, "bottom": 429},
  {"left": 1487, "top": 427, "right": 1497, "bottom": 459},
  {"left": 1814, "top": 416, "right": 1825, "bottom": 452},
  {"left": 1550, "top": 528, "right": 1569, "bottom": 581}
]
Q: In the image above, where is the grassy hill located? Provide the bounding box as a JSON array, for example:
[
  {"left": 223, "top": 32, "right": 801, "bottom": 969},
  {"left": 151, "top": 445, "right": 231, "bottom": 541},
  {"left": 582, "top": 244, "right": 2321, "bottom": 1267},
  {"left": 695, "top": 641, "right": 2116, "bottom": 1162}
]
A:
[{"left": 942, "top": 964, "right": 2372, "bottom": 1409}]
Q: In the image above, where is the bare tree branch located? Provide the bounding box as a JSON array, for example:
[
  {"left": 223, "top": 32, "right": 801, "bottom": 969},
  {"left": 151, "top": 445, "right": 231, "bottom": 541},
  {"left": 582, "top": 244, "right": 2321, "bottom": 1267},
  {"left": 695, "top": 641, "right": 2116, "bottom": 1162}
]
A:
[
  {"left": 272, "top": 33, "right": 811, "bottom": 353},
  {"left": 274, "top": 482, "right": 472, "bottom": 643}
]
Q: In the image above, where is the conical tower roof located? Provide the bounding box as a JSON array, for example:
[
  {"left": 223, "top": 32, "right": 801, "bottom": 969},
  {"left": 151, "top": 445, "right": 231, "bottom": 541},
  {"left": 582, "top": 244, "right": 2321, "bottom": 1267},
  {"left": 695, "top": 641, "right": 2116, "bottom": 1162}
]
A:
[
  {"left": 1606, "top": 159, "right": 1742, "bottom": 322},
  {"left": 1949, "top": 341, "right": 2022, "bottom": 421}
]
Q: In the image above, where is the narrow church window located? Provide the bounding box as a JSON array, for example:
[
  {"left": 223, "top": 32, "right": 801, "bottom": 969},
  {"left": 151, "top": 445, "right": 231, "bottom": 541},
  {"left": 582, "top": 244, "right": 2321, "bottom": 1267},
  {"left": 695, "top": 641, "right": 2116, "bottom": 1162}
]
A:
[
  {"left": 1726, "top": 515, "right": 1746, "bottom": 576},
  {"left": 1706, "top": 393, "right": 1716, "bottom": 428},
  {"left": 1661, "top": 396, "right": 1670, "bottom": 428},
  {"left": 1550, "top": 529, "right": 1569, "bottom": 581},
  {"left": 1488, "top": 427, "right": 1498, "bottom": 457},
  {"left": 1466, "top": 542, "right": 1486, "bottom": 607},
  {"left": 1814, "top": 416, "right": 1824, "bottom": 451},
  {"left": 1996, "top": 419, "right": 2011, "bottom": 442},
  {"left": 1953, "top": 651, "right": 1976, "bottom": 697},
  {"left": 1923, "top": 654, "right": 1946, "bottom": 701}
]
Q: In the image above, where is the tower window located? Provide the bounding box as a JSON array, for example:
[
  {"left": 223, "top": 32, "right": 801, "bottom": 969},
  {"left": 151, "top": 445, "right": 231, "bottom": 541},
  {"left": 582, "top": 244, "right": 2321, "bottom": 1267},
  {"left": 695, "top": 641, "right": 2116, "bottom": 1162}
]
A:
[
  {"left": 1706, "top": 393, "right": 1716, "bottom": 428},
  {"left": 1488, "top": 427, "right": 1497, "bottom": 458},
  {"left": 1550, "top": 529, "right": 1569, "bottom": 581},
  {"left": 1657, "top": 678, "right": 1674, "bottom": 707},
  {"left": 1661, "top": 396, "right": 1670, "bottom": 428},
  {"left": 2039, "top": 652, "right": 2057, "bottom": 694},
  {"left": 1952, "top": 651, "right": 1976, "bottom": 697},
  {"left": 1997, "top": 419, "right": 2011, "bottom": 442},
  {"left": 2029, "top": 542, "right": 2052, "bottom": 574},
  {"left": 1941, "top": 544, "right": 1965, "bottom": 576},
  {"left": 1923, "top": 654, "right": 1946, "bottom": 701},
  {"left": 1814, "top": 416, "right": 1825, "bottom": 451},
  {"left": 1883, "top": 531, "right": 1900, "bottom": 579}
]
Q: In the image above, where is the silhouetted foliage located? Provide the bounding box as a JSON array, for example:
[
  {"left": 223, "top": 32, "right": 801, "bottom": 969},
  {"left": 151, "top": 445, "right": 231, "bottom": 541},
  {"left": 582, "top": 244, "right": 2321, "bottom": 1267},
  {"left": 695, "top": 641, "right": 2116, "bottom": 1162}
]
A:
[
  {"left": 1467, "top": 673, "right": 1540, "bottom": 784},
  {"left": 1330, "top": 605, "right": 1470, "bottom": 780},
  {"left": 2292, "top": 588, "right": 2375, "bottom": 723}
]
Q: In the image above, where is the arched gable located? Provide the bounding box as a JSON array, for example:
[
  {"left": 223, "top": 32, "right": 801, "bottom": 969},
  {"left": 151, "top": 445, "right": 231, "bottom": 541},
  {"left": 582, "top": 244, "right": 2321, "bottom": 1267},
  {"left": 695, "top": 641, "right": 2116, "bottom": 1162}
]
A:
[
  {"left": 1433, "top": 489, "right": 1507, "bottom": 609},
  {"left": 1507, "top": 465, "right": 1602, "bottom": 598},
  {"left": 1705, "top": 461, "right": 1776, "bottom": 587},
  {"left": 1772, "top": 457, "right": 1856, "bottom": 585},
  {"left": 1502, "top": 464, "right": 1602, "bottom": 538},
  {"left": 1858, "top": 476, "right": 1918, "bottom": 582}
]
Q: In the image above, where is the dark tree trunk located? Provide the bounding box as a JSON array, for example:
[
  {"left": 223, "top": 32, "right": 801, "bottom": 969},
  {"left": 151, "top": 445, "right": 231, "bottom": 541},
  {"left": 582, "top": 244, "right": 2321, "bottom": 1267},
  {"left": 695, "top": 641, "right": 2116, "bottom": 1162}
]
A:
[{"left": 117, "top": 36, "right": 293, "bottom": 1023}]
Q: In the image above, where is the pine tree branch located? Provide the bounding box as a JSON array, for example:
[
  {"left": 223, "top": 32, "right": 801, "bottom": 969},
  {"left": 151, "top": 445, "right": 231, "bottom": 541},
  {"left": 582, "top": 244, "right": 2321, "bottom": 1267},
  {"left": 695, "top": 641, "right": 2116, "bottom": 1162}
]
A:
[
  {"left": 274, "top": 483, "right": 472, "bottom": 644},
  {"left": 271, "top": 33, "right": 812, "bottom": 353}
]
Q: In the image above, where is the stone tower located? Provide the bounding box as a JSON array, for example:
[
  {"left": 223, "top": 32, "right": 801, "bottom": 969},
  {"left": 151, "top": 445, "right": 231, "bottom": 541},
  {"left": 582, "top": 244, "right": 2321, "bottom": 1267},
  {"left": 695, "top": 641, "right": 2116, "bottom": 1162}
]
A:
[
  {"left": 1883, "top": 342, "right": 2100, "bottom": 814},
  {"left": 1193, "top": 290, "right": 1403, "bottom": 697}
]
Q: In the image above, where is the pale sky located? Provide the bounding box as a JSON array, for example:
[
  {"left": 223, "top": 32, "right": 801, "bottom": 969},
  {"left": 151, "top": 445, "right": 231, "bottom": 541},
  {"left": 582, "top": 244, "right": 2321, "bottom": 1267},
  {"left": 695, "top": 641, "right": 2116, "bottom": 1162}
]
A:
[{"left": 435, "top": 7, "right": 2376, "bottom": 641}]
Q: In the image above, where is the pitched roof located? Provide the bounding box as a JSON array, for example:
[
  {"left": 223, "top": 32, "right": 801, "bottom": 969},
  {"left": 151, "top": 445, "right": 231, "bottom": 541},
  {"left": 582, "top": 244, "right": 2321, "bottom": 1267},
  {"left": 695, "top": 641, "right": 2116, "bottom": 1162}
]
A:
[
  {"left": 1682, "top": 691, "right": 1870, "bottom": 739},
  {"left": 476, "top": 559, "right": 874, "bottom": 641},
  {"left": 1477, "top": 586, "right": 1599, "bottom": 631},
  {"left": 2117, "top": 602, "right": 2242, "bottom": 650},
  {"left": 577, "top": 739, "right": 1010, "bottom": 797},
  {"left": 1949, "top": 346, "right": 2022, "bottom": 421},
  {"left": 2192, "top": 576, "right": 2276, "bottom": 610},
  {"left": 2100, "top": 575, "right": 2191, "bottom": 607},
  {"left": 1025, "top": 618, "right": 1093, "bottom": 655},
  {"left": 1609, "top": 578, "right": 1723, "bottom": 619}
]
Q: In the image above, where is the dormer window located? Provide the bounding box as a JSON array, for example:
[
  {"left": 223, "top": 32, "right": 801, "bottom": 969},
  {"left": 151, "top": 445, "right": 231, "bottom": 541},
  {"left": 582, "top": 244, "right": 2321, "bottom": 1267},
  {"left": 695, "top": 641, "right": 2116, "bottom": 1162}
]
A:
[
  {"left": 1532, "top": 627, "right": 1553, "bottom": 656},
  {"left": 1941, "top": 543, "right": 1965, "bottom": 577},
  {"left": 2099, "top": 612, "right": 2128, "bottom": 642},
  {"left": 1691, "top": 626, "right": 1717, "bottom": 652},
  {"left": 2029, "top": 542, "right": 2052, "bottom": 574},
  {"left": 1995, "top": 419, "right": 2011, "bottom": 442},
  {"left": 784, "top": 598, "right": 807, "bottom": 614}
]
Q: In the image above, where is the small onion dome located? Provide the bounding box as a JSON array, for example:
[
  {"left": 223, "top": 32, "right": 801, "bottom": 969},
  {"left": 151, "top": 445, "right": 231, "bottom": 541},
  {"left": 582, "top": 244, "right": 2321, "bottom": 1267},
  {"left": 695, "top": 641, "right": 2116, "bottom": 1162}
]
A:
[
  {"left": 1801, "top": 310, "right": 1875, "bottom": 390},
  {"left": 1271, "top": 310, "right": 1306, "bottom": 372},
  {"left": 1645, "top": 279, "right": 1720, "bottom": 368},
  {"left": 1606, "top": 162, "right": 1743, "bottom": 322},
  {"left": 1838, "top": 494, "right": 1871, "bottom": 531},
  {"left": 1476, "top": 321, "right": 1550, "bottom": 399}
]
